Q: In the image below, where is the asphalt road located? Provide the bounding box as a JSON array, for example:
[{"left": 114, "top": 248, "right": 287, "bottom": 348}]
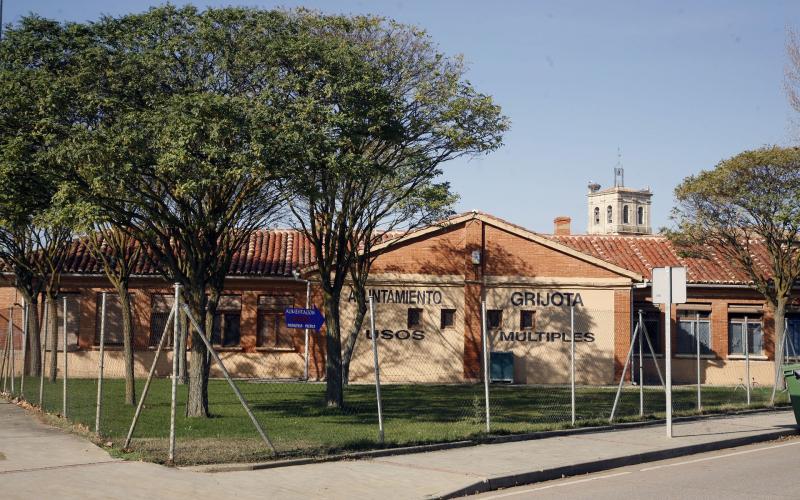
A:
[{"left": 474, "top": 436, "right": 800, "bottom": 500}]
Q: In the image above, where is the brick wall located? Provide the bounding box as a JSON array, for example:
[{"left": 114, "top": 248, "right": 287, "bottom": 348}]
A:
[
  {"left": 484, "top": 225, "right": 620, "bottom": 279},
  {"left": 613, "top": 289, "right": 632, "bottom": 380}
]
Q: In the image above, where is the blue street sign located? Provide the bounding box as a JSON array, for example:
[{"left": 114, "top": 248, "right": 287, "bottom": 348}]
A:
[{"left": 284, "top": 307, "right": 325, "bottom": 331}]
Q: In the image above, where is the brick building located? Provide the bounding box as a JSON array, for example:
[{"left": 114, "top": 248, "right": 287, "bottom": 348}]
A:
[{"left": 0, "top": 211, "right": 797, "bottom": 385}]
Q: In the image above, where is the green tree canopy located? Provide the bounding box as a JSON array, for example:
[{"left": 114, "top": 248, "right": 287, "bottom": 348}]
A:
[
  {"left": 671, "top": 146, "right": 800, "bottom": 402},
  {"left": 275, "top": 13, "right": 508, "bottom": 406},
  {"left": 61, "top": 6, "right": 290, "bottom": 416},
  {"left": 0, "top": 16, "right": 91, "bottom": 375}
]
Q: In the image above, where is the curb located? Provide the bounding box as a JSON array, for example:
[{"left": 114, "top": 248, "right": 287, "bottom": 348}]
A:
[
  {"left": 186, "top": 405, "right": 791, "bottom": 473},
  {"left": 436, "top": 427, "right": 800, "bottom": 499}
]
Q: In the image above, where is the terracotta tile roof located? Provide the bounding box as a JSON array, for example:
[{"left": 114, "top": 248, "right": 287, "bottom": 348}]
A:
[
  {"left": 548, "top": 233, "right": 769, "bottom": 285},
  {"left": 10, "top": 210, "right": 772, "bottom": 286},
  {"left": 59, "top": 229, "right": 314, "bottom": 278}
]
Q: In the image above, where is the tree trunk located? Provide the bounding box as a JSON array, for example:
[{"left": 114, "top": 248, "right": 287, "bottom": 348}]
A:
[
  {"left": 186, "top": 293, "right": 210, "bottom": 418},
  {"left": 47, "top": 294, "right": 58, "bottom": 383},
  {"left": 19, "top": 290, "right": 40, "bottom": 376},
  {"left": 341, "top": 296, "right": 367, "bottom": 386},
  {"left": 116, "top": 284, "right": 136, "bottom": 406},
  {"left": 178, "top": 311, "right": 188, "bottom": 385},
  {"left": 324, "top": 290, "right": 344, "bottom": 408},
  {"left": 771, "top": 297, "right": 788, "bottom": 405}
]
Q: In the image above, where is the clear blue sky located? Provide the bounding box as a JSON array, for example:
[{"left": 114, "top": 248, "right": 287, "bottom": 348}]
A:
[{"left": 8, "top": 1, "right": 800, "bottom": 233}]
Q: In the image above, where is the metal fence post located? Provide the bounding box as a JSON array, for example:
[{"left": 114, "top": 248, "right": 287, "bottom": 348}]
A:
[
  {"left": 481, "top": 300, "right": 490, "bottom": 433},
  {"left": 39, "top": 300, "right": 48, "bottom": 407},
  {"left": 20, "top": 302, "right": 28, "bottom": 398},
  {"left": 369, "top": 296, "right": 384, "bottom": 443},
  {"left": 2, "top": 309, "right": 9, "bottom": 393},
  {"left": 123, "top": 307, "right": 174, "bottom": 450},
  {"left": 9, "top": 306, "right": 15, "bottom": 394},
  {"left": 1, "top": 321, "right": 6, "bottom": 392},
  {"left": 304, "top": 280, "right": 310, "bottom": 381},
  {"left": 610, "top": 321, "right": 639, "bottom": 422},
  {"left": 665, "top": 267, "right": 673, "bottom": 439},
  {"left": 696, "top": 312, "right": 701, "bottom": 412},
  {"left": 181, "top": 303, "right": 276, "bottom": 454},
  {"left": 62, "top": 296, "right": 67, "bottom": 417},
  {"left": 570, "top": 305, "right": 576, "bottom": 425},
  {"left": 639, "top": 311, "right": 644, "bottom": 417},
  {"left": 168, "top": 284, "right": 179, "bottom": 463},
  {"left": 95, "top": 292, "right": 107, "bottom": 434},
  {"left": 745, "top": 315, "right": 751, "bottom": 406}
]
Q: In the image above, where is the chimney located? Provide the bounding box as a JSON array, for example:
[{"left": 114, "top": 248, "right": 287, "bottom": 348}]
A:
[{"left": 554, "top": 216, "right": 571, "bottom": 235}]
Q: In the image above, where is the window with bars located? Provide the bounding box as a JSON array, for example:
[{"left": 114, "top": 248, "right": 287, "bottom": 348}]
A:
[
  {"left": 728, "top": 315, "right": 763, "bottom": 356},
  {"left": 635, "top": 307, "right": 662, "bottom": 354},
  {"left": 440, "top": 309, "right": 455, "bottom": 329},
  {"left": 407, "top": 308, "right": 422, "bottom": 328},
  {"left": 487, "top": 310, "right": 502, "bottom": 329},
  {"left": 257, "top": 295, "right": 294, "bottom": 348},
  {"left": 677, "top": 310, "right": 712, "bottom": 355},
  {"left": 95, "top": 293, "right": 126, "bottom": 345},
  {"left": 210, "top": 295, "right": 242, "bottom": 347},
  {"left": 520, "top": 310, "right": 534, "bottom": 330},
  {"left": 149, "top": 295, "right": 173, "bottom": 347},
  {"left": 787, "top": 316, "right": 800, "bottom": 358},
  {"left": 49, "top": 295, "right": 81, "bottom": 351}
]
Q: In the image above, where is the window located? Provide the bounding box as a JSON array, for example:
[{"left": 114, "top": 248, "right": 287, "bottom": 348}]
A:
[
  {"left": 257, "top": 295, "right": 294, "bottom": 348},
  {"left": 728, "top": 315, "right": 763, "bottom": 356},
  {"left": 593, "top": 207, "right": 600, "bottom": 224},
  {"left": 606, "top": 205, "right": 613, "bottom": 224},
  {"left": 212, "top": 312, "right": 241, "bottom": 347},
  {"left": 50, "top": 294, "right": 80, "bottom": 350},
  {"left": 623, "top": 205, "right": 629, "bottom": 224},
  {"left": 635, "top": 307, "right": 662, "bottom": 354},
  {"left": 787, "top": 315, "right": 800, "bottom": 358},
  {"left": 677, "top": 310, "right": 712, "bottom": 355},
  {"left": 637, "top": 206, "right": 644, "bottom": 225},
  {"left": 487, "top": 310, "right": 502, "bottom": 329},
  {"left": 407, "top": 308, "right": 422, "bottom": 328},
  {"left": 149, "top": 294, "right": 174, "bottom": 347},
  {"left": 440, "top": 309, "right": 455, "bottom": 329},
  {"left": 211, "top": 295, "right": 242, "bottom": 347},
  {"left": 95, "top": 293, "right": 125, "bottom": 345},
  {"left": 520, "top": 310, "right": 534, "bottom": 330}
]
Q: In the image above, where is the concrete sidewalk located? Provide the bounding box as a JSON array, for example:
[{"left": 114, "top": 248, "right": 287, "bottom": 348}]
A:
[{"left": 0, "top": 399, "right": 796, "bottom": 499}]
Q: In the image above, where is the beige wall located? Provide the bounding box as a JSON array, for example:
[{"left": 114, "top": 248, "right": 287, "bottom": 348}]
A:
[
  {"left": 335, "top": 281, "right": 620, "bottom": 385},
  {"left": 47, "top": 349, "right": 306, "bottom": 380},
  {"left": 643, "top": 357, "right": 776, "bottom": 386},
  {"left": 485, "top": 287, "right": 618, "bottom": 384},
  {"left": 340, "top": 279, "right": 466, "bottom": 383}
]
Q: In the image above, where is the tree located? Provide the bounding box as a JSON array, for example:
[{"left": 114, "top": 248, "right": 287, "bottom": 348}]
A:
[
  {"left": 279, "top": 14, "right": 508, "bottom": 406},
  {"left": 63, "top": 6, "right": 287, "bottom": 417},
  {"left": 340, "top": 184, "right": 457, "bottom": 385},
  {"left": 63, "top": 199, "right": 142, "bottom": 405},
  {"left": 0, "top": 17, "right": 83, "bottom": 376},
  {"left": 670, "top": 146, "right": 800, "bottom": 404}
]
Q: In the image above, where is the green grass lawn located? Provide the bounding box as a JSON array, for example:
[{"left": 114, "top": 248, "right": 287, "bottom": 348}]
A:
[{"left": 5, "top": 376, "right": 791, "bottom": 465}]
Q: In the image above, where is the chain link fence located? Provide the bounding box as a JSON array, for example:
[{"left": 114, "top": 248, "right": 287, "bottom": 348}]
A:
[{"left": 1, "top": 294, "right": 793, "bottom": 465}]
